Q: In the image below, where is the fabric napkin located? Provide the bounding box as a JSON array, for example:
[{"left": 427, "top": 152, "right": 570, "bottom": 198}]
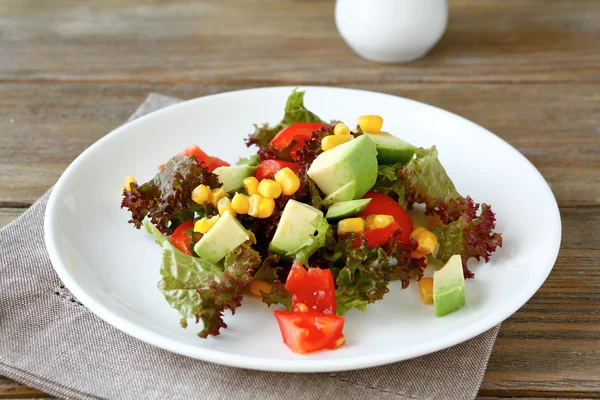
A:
[{"left": 0, "top": 94, "right": 500, "bottom": 400}]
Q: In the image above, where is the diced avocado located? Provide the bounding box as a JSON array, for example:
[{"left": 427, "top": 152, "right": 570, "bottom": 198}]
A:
[
  {"left": 323, "top": 181, "right": 356, "bottom": 205},
  {"left": 365, "top": 132, "right": 416, "bottom": 165},
  {"left": 269, "top": 200, "right": 323, "bottom": 255},
  {"left": 433, "top": 255, "right": 466, "bottom": 317},
  {"left": 307, "top": 135, "right": 378, "bottom": 200},
  {"left": 214, "top": 165, "right": 257, "bottom": 192},
  {"left": 193, "top": 212, "right": 250, "bottom": 263},
  {"left": 325, "top": 198, "right": 372, "bottom": 220}
]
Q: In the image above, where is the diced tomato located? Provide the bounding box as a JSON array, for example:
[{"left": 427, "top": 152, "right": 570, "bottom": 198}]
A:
[
  {"left": 255, "top": 159, "right": 301, "bottom": 181},
  {"left": 353, "top": 221, "right": 402, "bottom": 249},
  {"left": 358, "top": 192, "right": 413, "bottom": 244},
  {"left": 159, "top": 144, "right": 229, "bottom": 172},
  {"left": 274, "top": 310, "right": 345, "bottom": 354},
  {"left": 170, "top": 220, "right": 195, "bottom": 255},
  {"left": 285, "top": 262, "right": 336, "bottom": 315},
  {"left": 270, "top": 122, "right": 327, "bottom": 161}
]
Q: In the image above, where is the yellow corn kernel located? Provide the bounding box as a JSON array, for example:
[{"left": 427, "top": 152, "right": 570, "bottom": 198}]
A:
[
  {"left": 333, "top": 122, "right": 350, "bottom": 136},
  {"left": 243, "top": 176, "right": 259, "bottom": 196},
  {"left": 191, "top": 184, "right": 211, "bottom": 204},
  {"left": 372, "top": 214, "right": 395, "bottom": 229},
  {"left": 194, "top": 215, "right": 219, "bottom": 234},
  {"left": 364, "top": 214, "right": 377, "bottom": 230},
  {"left": 321, "top": 134, "right": 353, "bottom": 151},
  {"left": 415, "top": 230, "right": 438, "bottom": 255},
  {"left": 294, "top": 303, "right": 309, "bottom": 312},
  {"left": 123, "top": 176, "right": 135, "bottom": 191},
  {"left": 257, "top": 179, "right": 282, "bottom": 199},
  {"left": 357, "top": 115, "right": 384, "bottom": 134},
  {"left": 209, "top": 188, "right": 226, "bottom": 206},
  {"left": 231, "top": 193, "right": 250, "bottom": 214},
  {"left": 248, "top": 194, "right": 263, "bottom": 218},
  {"left": 338, "top": 217, "right": 365, "bottom": 235},
  {"left": 258, "top": 197, "right": 275, "bottom": 218},
  {"left": 249, "top": 279, "right": 272, "bottom": 297},
  {"left": 418, "top": 277, "right": 434, "bottom": 304},
  {"left": 410, "top": 227, "right": 427, "bottom": 241},
  {"left": 217, "top": 197, "right": 235, "bottom": 216},
  {"left": 274, "top": 167, "right": 301, "bottom": 196}
]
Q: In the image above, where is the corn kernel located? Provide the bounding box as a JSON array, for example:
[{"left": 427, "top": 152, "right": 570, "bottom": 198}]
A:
[
  {"left": 191, "top": 184, "right": 211, "bottom": 204},
  {"left": 248, "top": 194, "right": 263, "bottom": 218},
  {"left": 321, "top": 134, "right": 353, "bottom": 151},
  {"left": 357, "top": 115, "right": 383, "bottom": 134},
  {"left": 249, "top": 279, "right": 272, "bottom": 297},
  {"left": 372, "top": 215, "right": 395, "bottom": 229},
  {"left": 258, "top": 196, "right": 275, "bottom": 218},
  {"left": 415, "top": 230, "right": 438, "bottom": 255},
  {"left": 274, "top": 167, "right": 301, "bottom": 196},
  {"left": 123, "top": 175, "right": 135, "bottom": 191},
  {"left": 209, "top": 188, "right": 226, "bottom": 206},
  {"left": 410, "top": 227, "right": 427, "bottom": 241},
  {"left": 217, "top": 197, "right": 235, "bottom": 216},
  {"left": 418, "top": 277, "right": 434, "bottom": 304},
  {"left": 243, "top": 176, "right": 259, "bottom": 196},
  {"left": 231, "top": 193, "right": 250, "bottom": 214},
  {"left": 194, "top": 215, "right": 219, "bottom": 234},
  {"left": 338, "top": 217, "right": 365, "bottom": 235},
  {"left": 294, "top": 303, "right": 309, "bottom": 312},
  {"left": 257, "top": 179, "right": 282, "bottom": 199},
  {"left": 333, "top": 123, "right": 350, "bottom": 136},
  {"left": 332, "top": 334, "right": 346, "bottom": 349}
]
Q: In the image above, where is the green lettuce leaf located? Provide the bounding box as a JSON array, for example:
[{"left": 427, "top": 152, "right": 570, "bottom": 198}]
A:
[
  {"left": 371, "top": 164, "right": 408, "bottom": 209},
  {"left": 282, "top": 89, "right": 323, "bottom": 125},
  {"left": 235, "top": 154, "right": 261, "bottom": 166},
  {"left": 287, "top": 215, "right": 331, "bottom": 265}
]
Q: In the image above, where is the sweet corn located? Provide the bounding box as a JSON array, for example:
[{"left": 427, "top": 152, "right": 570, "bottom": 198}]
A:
[
  {"left": 191, "top": 184, "right": 211, "bottom": 204},
  {"left": 217, "top": 197, "right": 235, "bottom": 216},
  {"left": 338, "top": 217, "right": 365, "bottom": 235},
  {"left": 294, "top": 303, "right": 309, "bottom": 312},
  {"left": 231, "top": 193, "right": 250, "bottom": 214},
  {"left": 123, "top": 175, "right": 135, "bottom": 191},
  {"left": 258, "top": 197, "right": 275, "bottom": 218},
  {"left": 412, "top": 229, "right": 438, "bottom": 255},
  {"left": 372, "top": 215, "right": 395, "bottom": 229},
  {"left": 410, "top": 227, "right": 427, "bottom": 241},
  {"left": 364, "top": 214, "right": 377, "bottom": 229},
  {"left": 243, "top": 176, "right": 259, "bottom": 196},
  {"left": 249, "top": 279, "right": 272, "bottom": 297},
  {"left": 210, "top": 188, "right": 226, "bottom": 206},
  {"left": 248, "top": 194, "right": 263, "bottom": 218},
  {"left": 333, "top": 122, "right": 350, "bottom": 136},
  {"left": 357, "top": 115, "right": 384, "bottom": 134},
  {"left": 418, "top": 277, "right": 434, "bottom": 304},
  {"left": 274, "top": 167, "right": 301, "bottom": 196},
  {"left": 194, "top": 215, "right": 219, "bottom": 234},
  {"left": 257, "top": 179, "right": 282, "bottom": 199},
  {"left": 321, "top": 134, "right": 353, "bottom": 151}
]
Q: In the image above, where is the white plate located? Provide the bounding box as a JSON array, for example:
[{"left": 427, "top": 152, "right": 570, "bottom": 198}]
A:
[{"left": 44, "top": 86, "right": 561, "bottom": 372}]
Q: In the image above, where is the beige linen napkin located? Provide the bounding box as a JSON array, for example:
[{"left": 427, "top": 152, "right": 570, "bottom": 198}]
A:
[{"left": 0, "top": 94, "right": 500, "bottom": 400}]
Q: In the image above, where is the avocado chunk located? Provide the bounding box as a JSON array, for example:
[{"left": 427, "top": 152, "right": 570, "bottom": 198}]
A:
[
  {"left": 325, "top": 198, "right": 372, "bottom": 220},
  {"left": 193, "top": 212, "right": 250, "bottom": 263},
  {"left": 307, "top": 135, "right": 378, "bottom": 201},
  {"left": 269, "top": 200, "right": 323, "bottom": 255},
  {"left": 214, "top": 165, "right": 257, "bottom": 192},
  {"left": 433, "top": 255, "right": 466, "bottom": 317},
  {"left": 365, "top": 132, "right": 416, "bottom": 165}
]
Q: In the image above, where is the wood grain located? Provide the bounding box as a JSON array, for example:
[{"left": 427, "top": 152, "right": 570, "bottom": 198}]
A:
[
  {"left": 0, "top": 0, "right": 599, "bottom": 84},
  {"left": 2, "top": 82, "right": 599, "bottom": 207},
  {"left": 0, "top": 207, "right": 598, "bottom": 398}
]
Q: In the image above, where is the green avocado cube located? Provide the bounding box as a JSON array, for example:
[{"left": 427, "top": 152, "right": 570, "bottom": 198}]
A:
[
  {"left": 214, "top": 165, "right": 257, "bottom": 192},
  {"left": 433, "top": 255, "right": 466, "bottom": 317},
  {"left": 269, "top": 200, "right": 323, "bottom": 256},
  {"left": 193, "top": 211, "right": 249, "bottom": 263}
]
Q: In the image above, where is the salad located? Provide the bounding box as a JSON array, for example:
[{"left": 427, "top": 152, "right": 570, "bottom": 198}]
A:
[{"left": 121, "top": 89, "right": 502, "bottom": 354}]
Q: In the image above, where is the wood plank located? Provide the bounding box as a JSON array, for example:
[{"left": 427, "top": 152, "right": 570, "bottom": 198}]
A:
[
  {"left": 0, "top": 0, "right": 598, "bottom": 83},
  {"left": 0, "top": 375, "right": 49, "bottom": 398},
  {"left": 1, "top": 82, "right": 598, "bottom": 207},
  {"left": 0, "top": 207, "right": 598, "bottom": 398}
]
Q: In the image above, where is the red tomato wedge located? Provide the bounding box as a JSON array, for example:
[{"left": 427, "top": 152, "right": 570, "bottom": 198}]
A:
[
  {"left": 285, "top": 263, "right": 336, "bottom": 315},
  {"left": 358, "top": 192, "right": 413, "bottom": 245},
  {"left": 353, "top": 221, "right": 402, "bottom": 249},
  {"left": 270, "top": 122, "right": 327, "bottom": 161},
  {"left": 255, "top": 159, "right": 301, "bottom": 181},
  {"left": 159, "top": 144, "right": 229, "bottom": 172},
  {"left": 274, "top": 310, "right": 345, "bottom": 354},
  {"left": 170, "top": 220, "right": 195, "bottom": 255}
]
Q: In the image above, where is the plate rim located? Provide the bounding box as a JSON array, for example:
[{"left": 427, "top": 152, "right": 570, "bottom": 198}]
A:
[{"left": 44, "top": 85, "right": 562, "bottom": 372}]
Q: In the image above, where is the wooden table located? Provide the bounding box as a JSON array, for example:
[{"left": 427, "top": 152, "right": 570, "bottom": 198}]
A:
[{"left": 1, "top": 1, "right": 598, "bottom": 398}]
